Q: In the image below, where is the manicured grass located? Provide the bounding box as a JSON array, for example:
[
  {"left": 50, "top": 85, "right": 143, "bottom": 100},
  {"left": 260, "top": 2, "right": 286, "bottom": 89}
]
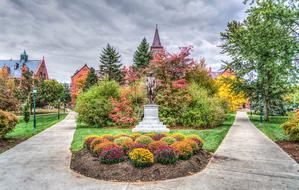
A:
[
  {"left": 249, "top": 114, "right": 289, "bottom": 141},
  {"left": 6, "top": 113, "right": 67, "bottom": 139},
  {"left": 71, "top": 114, "right": 236, "bottom": 153}
]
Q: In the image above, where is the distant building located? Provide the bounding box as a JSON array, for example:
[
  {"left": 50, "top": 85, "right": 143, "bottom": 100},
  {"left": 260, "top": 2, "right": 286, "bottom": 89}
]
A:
[
  {"left": 70, "top": 64, "right": 90, "bottom": 106},
  {"left": 0, "top": 50, "right": 49, "bottom": 80}
]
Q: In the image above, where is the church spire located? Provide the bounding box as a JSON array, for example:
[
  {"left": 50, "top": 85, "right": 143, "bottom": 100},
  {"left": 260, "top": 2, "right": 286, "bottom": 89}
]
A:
[
  {"left": 150, "top": 24, "right": 163, "bottom": 53},
  {"left": 151, "top": 24, "right": 162, "bottom": 47}
]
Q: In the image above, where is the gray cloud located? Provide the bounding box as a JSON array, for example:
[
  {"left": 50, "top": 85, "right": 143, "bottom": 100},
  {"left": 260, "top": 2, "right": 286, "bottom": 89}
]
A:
[{"left": 0, "top": 0, "right": 248, "bottom": 82}]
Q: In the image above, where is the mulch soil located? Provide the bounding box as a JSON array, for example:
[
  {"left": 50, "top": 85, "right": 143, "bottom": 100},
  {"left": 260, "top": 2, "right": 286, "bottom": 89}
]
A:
[
  {"left": 276, "top": 141, "right": 299, "bottom": 163},
  {"left": 71, "top": 149, "right": 211, "bottom": 182},
  {"left": 0, "top": 138, "right": 26, "bottom": 154}
]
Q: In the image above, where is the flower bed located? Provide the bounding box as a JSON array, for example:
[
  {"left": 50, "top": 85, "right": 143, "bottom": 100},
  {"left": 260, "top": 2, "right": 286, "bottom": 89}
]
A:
[{"left": 71, "top": 132, "right": 211, "bottom": 181}]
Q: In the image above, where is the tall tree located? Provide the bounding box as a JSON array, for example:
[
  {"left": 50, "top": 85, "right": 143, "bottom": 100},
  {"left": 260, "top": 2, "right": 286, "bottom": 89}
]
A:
[
  {"left": 0, "top": 68, "right": 18, "bottom": 111},
  {"left": 99, "top": 44, "right": 123, "bottom": 82},
  {"left": 133, "top": 37, "right": 151, "bottom": 68},
  {"left": 83, "top": 67, "right": 98, "bottom": 91},
  {"left": 220, "top": 0, "right": 299, "bottom": 120}
]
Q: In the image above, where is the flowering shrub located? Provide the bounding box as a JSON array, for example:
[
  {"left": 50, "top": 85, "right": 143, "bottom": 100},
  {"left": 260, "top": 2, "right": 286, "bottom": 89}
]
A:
[
  {"left": 109, "top": 88, "right": 137, "bottom": 127},
  {"left": 154, "top": 146, "right": 178, "bottom": 164},
  {"left": 281, "top": 111, "right": 299, "bottom": 140},
  {"left": 92, "top": 142, "right": 119, "bottom": 156},
  {"left": 114, "top": 136, "right": 133, "bottom": 146},
  {"left": 121, "top": 140, "right": 135, "bottom": 154},
  {"left": 144, "top": 133, "right": 156, "bottom": 138},
  {"left": 184, "top": 139, "right": 200, "bottom": 153},
  {"left": 171, "top": 141, "right": 193, "bottom": 160},
  {"left": 130, "top": 133, "right": 142, "bottom": 140},
  {"left": 99, "top": 146, "right": 125, "bottom": 164},
  {"left": 171, "top": 133, "right": 186, "bottom": 141},
  {"left": 128, "top": 142, "right": 148, "bottom": 152},
  {"left": 186, "top": 134, "right": 204, "bottom": 147},
  {"left": 160, "top": 136, "right": 177, "bottom": 145},
  {"left": 90, "top": 137, "right": 109, "bottom": 152},
  {"left": 84, "top": 135, "right": 99, "bottom": 150},
  {"left": 148, "top": 141, "right": 168, "bottom": 153},
  {"left": 114, "top": 133, "right": 130, "bottom": 139},
  {"left": 151, "top": 133, "right": 167, "bottom": 141},
  {"left": 101, "top": 134, "right": 114, "bottom": 141},
  {"left": 135, "top": 135, "right": 153, "bottom": 145},
  {"left": 128, "top": 148, "right": 154, "bottom": 167}
]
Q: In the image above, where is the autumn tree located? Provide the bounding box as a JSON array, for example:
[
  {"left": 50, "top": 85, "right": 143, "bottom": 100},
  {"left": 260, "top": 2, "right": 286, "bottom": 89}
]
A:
[
  {"left": 0, "top": 68, "right": 18, "bottom": 111},
  {"left": 220, "top": 0, "right": 298, "bottom": 120},
  {"left": 133, "top": 38, "right": 151, "bottom": 68},
  {"left": 99, "top": 44, "right": 123, "bottom": 82}
]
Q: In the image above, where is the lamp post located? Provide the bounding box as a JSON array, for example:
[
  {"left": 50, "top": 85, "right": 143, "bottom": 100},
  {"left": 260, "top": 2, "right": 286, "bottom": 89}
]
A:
[
  {"left": 32, "top": 87, "right": 37, "bottom": 129},
  {"left": 57, "top": 98, "right": 60, "bottom": 119}
]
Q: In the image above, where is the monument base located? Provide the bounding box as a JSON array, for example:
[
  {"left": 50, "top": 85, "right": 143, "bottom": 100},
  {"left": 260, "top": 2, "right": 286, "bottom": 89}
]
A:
[{"left": 132, "top": 104, "right": 170, "bottom": 133}]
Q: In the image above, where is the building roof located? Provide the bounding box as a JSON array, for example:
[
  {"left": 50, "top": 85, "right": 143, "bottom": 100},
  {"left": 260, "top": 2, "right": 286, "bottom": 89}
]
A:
[
  {"left": 0, "top": 59, "right": 41, "bottom": 78},
  {"left": 151, "top": 24, "right": 163, "bottom": 48}
]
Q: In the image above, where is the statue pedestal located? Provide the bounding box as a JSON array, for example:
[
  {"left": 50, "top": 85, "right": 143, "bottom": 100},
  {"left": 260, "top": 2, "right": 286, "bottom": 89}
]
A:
[{"left": 132, "top": 104, "right": 170, "bottom": 133}]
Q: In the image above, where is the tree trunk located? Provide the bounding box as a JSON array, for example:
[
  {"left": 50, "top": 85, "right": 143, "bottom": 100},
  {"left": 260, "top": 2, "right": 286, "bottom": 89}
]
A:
[{"left": 264, "top": 99, "right": 270, "bottom": 121}]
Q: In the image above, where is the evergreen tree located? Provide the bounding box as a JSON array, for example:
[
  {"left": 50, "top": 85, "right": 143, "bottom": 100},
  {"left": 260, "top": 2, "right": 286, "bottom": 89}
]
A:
[
  {"left": 99, "top": 44, "right": 123, "bottom": 82},
  {"left": 83, "top": 67, "right": 98, "bottom": 91},
  {"left": 133, "top": 37, "right": 151, "bottom": 68}
]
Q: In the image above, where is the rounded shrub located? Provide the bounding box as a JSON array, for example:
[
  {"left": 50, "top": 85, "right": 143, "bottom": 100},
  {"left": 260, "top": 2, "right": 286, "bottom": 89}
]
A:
[
  {"left": 99, "top": 146, "right": 125, "bottom": 164},
  {"left": 171, "top": 133, "right": 186, "bottom": 141},
  {"left": 114, "top": 133, "right": 130, "bottom": 139},
  {"left": 171, "top": 141, "right": 193, "bottom": 160},
  {"left": 148, "top": 141, "right": 168, "bottom": 153},
  {"left": 92, "top": 142, "right": 118, "bottom": 156},
  {"left": 114, "top": 136, "right": 133, "bottom": 146},
  {"left": 144, "top": 133, "right": 156, "bottom": 138},
  {"left": 128, "top": 148, "right": 154, "bottom": 167},
  {"left": 121, "top": 140, "right": 135, "bottom": 154},
  {"left": 135, "top": 135, "right": 153, "bottom": 145},
  {"left": 151, "top": 133, "right": 167, "bottom": 141},
  {"left": 130, "top": 133, "right": 142, "bottom": 140},
  {"left": 128, "top": 142, "right": 148, "bottom": 152},
  {"left": 160, "top": 136, "right": 177, "bottom": 145},
  {"left": 186, "top": 135, "right": 204, "bottom": 148},
  {"left": 90, "top": 137, "right": 109, "bottom": 152},
  {"left": 84, "top": 135, "right": 99, "bottom": 150},
  {"left": 154, "top": 146, "right": 178, "bottom": 164},
  {"left": 184, "top": 139, "right": 200, "bottom": 153},
  {"left": 0, "top": 110, "right": 18, "bottom": 138},
  {"left": 101, "top": 134, "right": 115, "bottom": 141}
]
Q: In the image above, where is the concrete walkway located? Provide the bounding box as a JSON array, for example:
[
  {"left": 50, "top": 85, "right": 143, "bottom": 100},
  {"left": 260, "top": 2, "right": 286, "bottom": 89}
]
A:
[{"left": 0, "top": 112, "right": 298, "bottom": 190}]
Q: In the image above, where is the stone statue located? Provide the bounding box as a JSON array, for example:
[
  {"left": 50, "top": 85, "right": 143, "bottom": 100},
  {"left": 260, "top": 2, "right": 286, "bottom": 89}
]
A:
[
  {"left": 146, "top": 72, "right": 157, "bottom": 104},
  {"left": 132, "top": 71, "right": 169, "bottom": 133}
]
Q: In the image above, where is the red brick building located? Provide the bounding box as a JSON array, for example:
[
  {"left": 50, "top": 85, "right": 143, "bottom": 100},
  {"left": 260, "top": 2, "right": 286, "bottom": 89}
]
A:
[
  {"left": 70, "top": 64, "right": 90, "bottom": 106},
  {"left": 0, "top": 50, "right": 49, "bottom": 80}
]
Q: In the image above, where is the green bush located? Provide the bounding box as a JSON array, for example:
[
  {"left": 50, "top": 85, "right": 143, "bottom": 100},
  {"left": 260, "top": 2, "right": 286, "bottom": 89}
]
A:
[
  {"left": 180, "top": 84, "right": 225, "bottom": 128},
  {"left": 75, "top": 79, "right": 120, "bottom": 127},
  {"left": 0, "top": 110, "right": 18, "bottom": 138}
]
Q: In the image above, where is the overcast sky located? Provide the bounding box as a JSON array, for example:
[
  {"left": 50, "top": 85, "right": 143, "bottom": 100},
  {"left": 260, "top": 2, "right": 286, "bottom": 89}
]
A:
[{"left": 0, "top": 0, "right": 249, "bottom": 83}]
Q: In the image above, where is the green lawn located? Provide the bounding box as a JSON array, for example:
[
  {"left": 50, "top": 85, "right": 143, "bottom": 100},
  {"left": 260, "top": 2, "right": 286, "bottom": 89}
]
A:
[
  {"left": 71, "top": 114, "right": 236, "bottom": 153},
  {"left": 249, "top": 114, "right": 289, "bottom": 141},
  {"left": 6, "top": 113, "right": 67, "bottom": 139}
]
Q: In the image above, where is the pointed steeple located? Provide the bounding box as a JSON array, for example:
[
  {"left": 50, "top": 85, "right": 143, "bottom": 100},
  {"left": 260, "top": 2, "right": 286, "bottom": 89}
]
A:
[{"left": 151, "top": 24, "right": 162, "bottom": 48}]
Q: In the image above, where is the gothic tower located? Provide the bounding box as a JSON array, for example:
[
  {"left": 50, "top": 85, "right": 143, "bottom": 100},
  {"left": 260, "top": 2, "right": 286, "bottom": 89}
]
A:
[{"left": 150, "top": 24, "right": 163, "bottom": 55}]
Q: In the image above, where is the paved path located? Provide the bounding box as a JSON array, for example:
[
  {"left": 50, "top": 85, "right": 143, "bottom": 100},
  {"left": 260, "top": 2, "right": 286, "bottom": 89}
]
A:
[{"left": 0, "top": 112, "right": 298, "bottom": 190}]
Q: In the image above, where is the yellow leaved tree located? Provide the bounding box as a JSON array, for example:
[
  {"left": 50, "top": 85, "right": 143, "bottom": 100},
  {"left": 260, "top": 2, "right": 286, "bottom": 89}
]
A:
[{"left": 215, "top": 75, "right": 247, "bottom": 112}]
